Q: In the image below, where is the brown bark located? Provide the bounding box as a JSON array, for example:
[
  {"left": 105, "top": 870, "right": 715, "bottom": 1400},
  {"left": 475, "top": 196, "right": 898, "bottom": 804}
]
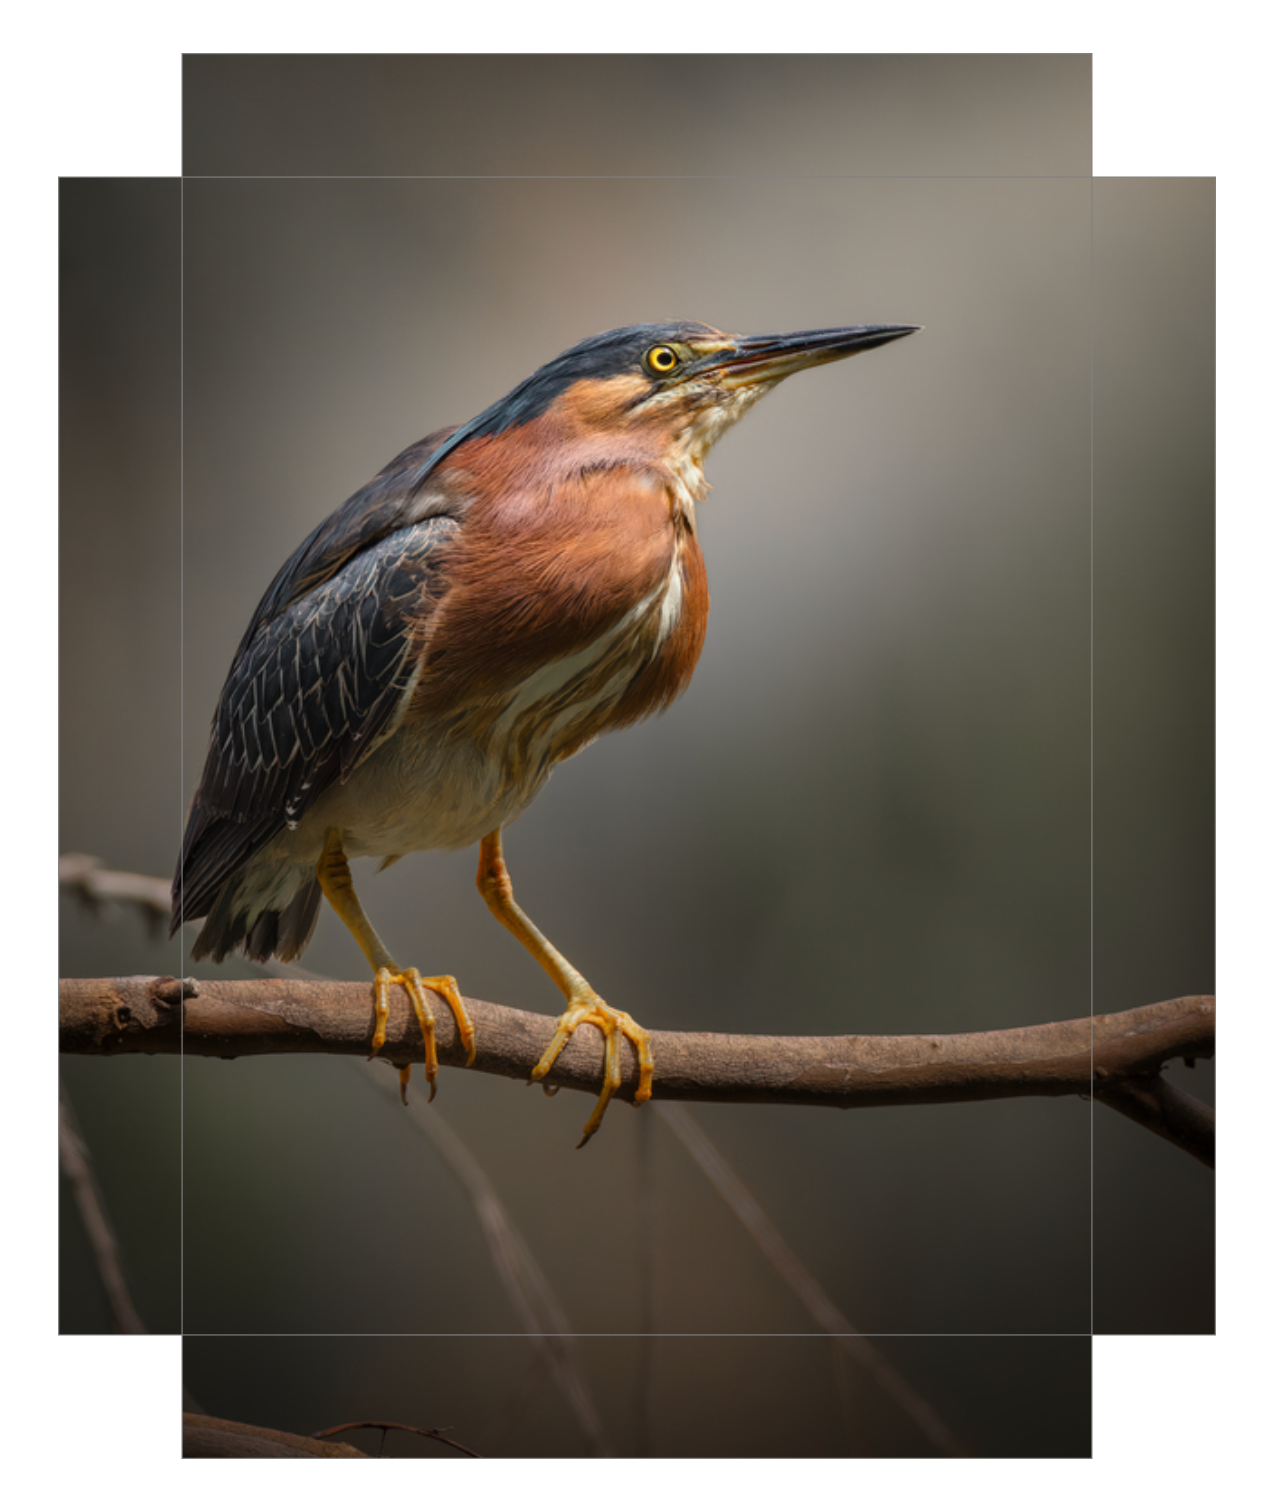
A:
[{"left": 59, "top": 977, "right": 1214, "bottom": 1162}]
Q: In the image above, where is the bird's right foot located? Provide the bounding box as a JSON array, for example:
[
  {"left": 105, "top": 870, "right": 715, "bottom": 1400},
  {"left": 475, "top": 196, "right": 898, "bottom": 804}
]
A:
[{"left": 532, "top": 990, "right": 654, "bottom": 1147}]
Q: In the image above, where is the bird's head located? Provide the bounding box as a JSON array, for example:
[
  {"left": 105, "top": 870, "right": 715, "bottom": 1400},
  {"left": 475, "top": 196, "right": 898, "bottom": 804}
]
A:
[
  {"left": 466, "top": 321, "right": 920, "bottom": 462},
  {"left": 411, "top": 320, "right": 920, "bottom": 499}
]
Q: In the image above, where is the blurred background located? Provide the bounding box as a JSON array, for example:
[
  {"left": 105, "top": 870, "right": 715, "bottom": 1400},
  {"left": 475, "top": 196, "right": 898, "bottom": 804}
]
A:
[{"left": 60, "top": 56, "right": 1212, "bottom": 1457}]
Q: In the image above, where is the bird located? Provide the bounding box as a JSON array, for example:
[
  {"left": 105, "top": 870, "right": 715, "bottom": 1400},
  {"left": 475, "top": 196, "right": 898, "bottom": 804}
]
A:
[{"left": 171, "top": 319, "right": 919, "bottom": 1143}]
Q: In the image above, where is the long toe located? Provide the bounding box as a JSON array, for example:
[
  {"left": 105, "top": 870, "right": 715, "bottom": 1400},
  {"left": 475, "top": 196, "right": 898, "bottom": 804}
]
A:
[
  {"left": 532, "top": 995, "right": 655, "bottom": 1144},
  {"left": 372, "top": 968, "right": 475, "bottom": 1104},
  {"left": 416, "top": 973, "right": 476, "bottom": 1067}
]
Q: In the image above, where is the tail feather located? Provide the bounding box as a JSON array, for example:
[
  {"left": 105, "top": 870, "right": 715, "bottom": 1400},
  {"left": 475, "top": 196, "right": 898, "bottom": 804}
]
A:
[{"left": 188, "top": 877, "right": 323, "bottom": 965}]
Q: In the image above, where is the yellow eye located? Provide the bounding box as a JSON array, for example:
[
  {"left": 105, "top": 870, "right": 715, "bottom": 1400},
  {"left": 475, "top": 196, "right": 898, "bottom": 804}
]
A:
[{"left": 645, "top": 345, "right": 679, "bottom": 375}]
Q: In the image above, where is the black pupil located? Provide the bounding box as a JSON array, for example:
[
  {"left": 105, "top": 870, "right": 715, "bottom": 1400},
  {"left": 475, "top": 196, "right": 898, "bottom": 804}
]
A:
[{"left": 653, "top": 348, "right": 674, "bottom": 369}]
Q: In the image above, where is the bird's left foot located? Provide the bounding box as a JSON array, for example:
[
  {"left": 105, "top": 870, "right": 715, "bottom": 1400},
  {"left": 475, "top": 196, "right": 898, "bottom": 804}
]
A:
[
  {"left": 532, "top": 992, "right": 654, "bottom": 1147},
  {"left": 370, "top": 968, "right": 475, "bottom": 1103}
]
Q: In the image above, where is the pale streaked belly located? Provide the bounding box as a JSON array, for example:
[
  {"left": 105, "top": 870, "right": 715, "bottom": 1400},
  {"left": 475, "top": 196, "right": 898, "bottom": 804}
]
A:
[{"left": 261, "top": 557, "right": 686, "bottom": 869}]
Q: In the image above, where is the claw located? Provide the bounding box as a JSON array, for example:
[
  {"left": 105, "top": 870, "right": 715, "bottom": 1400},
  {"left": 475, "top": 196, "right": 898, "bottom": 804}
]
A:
[
  {"left": 532, "top": 992, "right": 654, "bottom": 1143},
  {"left": 369, "top": 968, "right": 475, "bottom": 1103},
  {"left": 475, "top": 829, "right": 653, "bottom": 1144}
]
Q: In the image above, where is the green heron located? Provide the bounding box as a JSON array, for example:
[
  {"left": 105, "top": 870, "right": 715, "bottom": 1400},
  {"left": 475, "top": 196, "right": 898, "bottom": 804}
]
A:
[{"left": 172, "top": 319, "right": 919, "bottom": 1142}]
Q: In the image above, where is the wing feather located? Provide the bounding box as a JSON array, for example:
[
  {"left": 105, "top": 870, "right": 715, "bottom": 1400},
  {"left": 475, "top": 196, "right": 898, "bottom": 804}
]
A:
[
  {"left": 238, "top": 427, "right": 461, "bottom": 643},
  {"left": 173, "top": 511, "right": 460, "bottom": 927}
]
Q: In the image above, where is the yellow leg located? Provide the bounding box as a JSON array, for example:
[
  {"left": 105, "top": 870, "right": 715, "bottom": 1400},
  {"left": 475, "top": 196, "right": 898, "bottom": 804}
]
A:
[
  {"left": 316, "top": 827, "right": 475, "bottom": 1102},
  {"left": 476, "top": 828, "right": 652, "bottom": 1146}
]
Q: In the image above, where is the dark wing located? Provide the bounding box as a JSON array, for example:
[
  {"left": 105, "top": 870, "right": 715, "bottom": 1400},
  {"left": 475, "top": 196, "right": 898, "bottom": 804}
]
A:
[
  {"left": 173, "top": 510, "right": 460, "bottom": 929},
  {"left": 239, "top": 427, "right": 462, "bottom": 646}
]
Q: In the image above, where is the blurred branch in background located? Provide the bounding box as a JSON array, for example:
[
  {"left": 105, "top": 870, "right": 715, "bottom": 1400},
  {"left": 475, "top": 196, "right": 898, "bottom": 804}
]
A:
[
  {"left": 58, "top": 973, "right": 1214, "bottom": 1166},
  {"left": 183, "top": 1415, "right": 368, "bottom": 1458},
  {"left": 59, "top": 853, "right": 172, "bottom": 936},
  {"left": 360, "top": 1061, "right": 614, "bottom": 1456},
  {"left": 58, "top": 1085, "right": 147, "bottom": 1334},
  {"left": 656, "top": 1101, "right": 967, "bottom": 1457}
]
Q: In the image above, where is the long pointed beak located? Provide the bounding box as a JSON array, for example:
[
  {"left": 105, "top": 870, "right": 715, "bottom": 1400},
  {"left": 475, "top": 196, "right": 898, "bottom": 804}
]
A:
[{"left": 702, "top": 324, "right": 921, "bottom": 388}]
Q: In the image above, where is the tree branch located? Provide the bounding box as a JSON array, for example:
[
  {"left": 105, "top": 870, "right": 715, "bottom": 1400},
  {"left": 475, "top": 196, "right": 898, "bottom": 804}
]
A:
[
  {"left": 1096, "top": 1073, "right": 1215, "bottom": 1168},
  {"left": 59, "top": 976, "right": 1214, "bottom": 1159}
]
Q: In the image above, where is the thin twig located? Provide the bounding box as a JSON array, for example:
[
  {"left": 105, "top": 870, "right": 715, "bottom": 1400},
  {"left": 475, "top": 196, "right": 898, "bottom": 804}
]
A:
[
  {"left": 310, "top": 1420, "right": 480, "bottom": 1458},
  {"left": 656, "top": 1101, "right": 966, "bottom": 1457},
  {"left": 58, "top": 1085, "right": 147, "bottom": 1334},
  {"left": 359, "top": 1064, "right": 613, "bottom": 1457},
  {"left": 634, "top": 1108, "right": 657, "bottom": 1457}
]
